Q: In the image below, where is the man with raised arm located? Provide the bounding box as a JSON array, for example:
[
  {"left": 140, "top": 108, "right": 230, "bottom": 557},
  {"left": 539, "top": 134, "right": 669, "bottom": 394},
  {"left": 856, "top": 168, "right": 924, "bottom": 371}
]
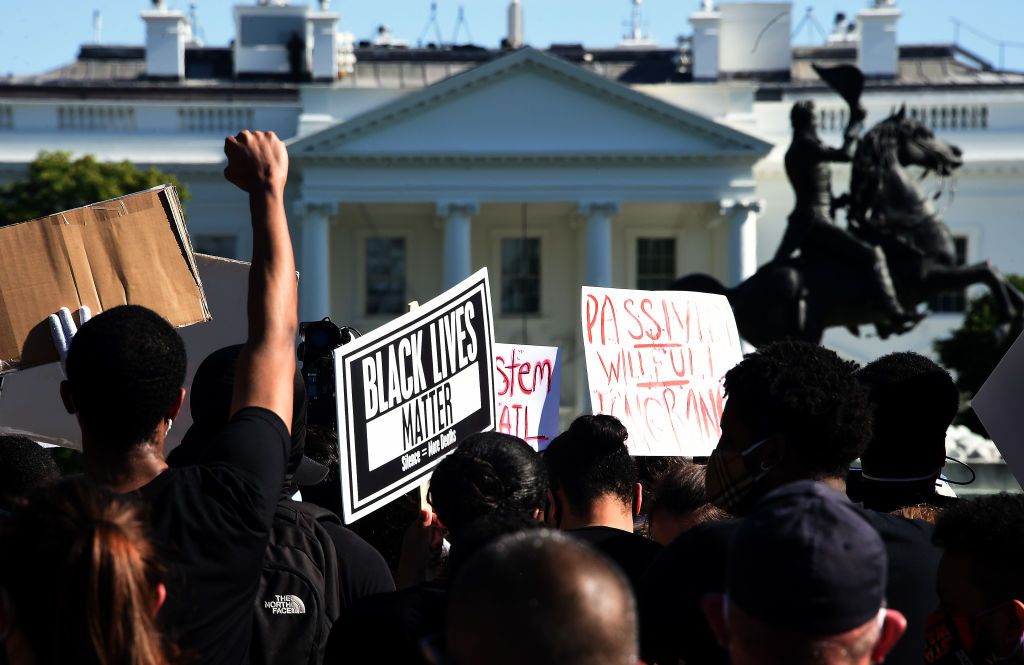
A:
[{"left": 58, "top": 131, "right": 298, "bottom": 665}]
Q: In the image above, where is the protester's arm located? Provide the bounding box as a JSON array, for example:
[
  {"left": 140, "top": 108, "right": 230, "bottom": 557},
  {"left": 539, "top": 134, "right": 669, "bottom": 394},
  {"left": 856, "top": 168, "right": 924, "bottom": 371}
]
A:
[{"left": 223, "top": 130, "right": 297, "bottom": 429}]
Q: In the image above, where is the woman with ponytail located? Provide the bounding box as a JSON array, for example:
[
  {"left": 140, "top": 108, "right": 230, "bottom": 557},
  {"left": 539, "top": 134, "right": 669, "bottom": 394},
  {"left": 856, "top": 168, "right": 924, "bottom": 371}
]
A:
[
  {"left": 0, "top": 478, "right": 174, "bottom": 665},
  {"left": 542, "top": 414, "right": 662, "bottom": 590}
]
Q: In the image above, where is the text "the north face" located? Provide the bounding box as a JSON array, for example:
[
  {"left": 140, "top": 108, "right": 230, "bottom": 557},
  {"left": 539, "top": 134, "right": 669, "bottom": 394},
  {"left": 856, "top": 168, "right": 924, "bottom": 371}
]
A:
[{"left": 264, "top": 594, "right": 306, "bottom": 614}]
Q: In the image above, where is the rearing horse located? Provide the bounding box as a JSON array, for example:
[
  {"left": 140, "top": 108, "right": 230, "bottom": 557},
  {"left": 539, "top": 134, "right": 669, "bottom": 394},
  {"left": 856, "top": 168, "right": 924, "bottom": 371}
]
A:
[{"left": 672, "top": 107, "right": 1024, "bottom": 346}]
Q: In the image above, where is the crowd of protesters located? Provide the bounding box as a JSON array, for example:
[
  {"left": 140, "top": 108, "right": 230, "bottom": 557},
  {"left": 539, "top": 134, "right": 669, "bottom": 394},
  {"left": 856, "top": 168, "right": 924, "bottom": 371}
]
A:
[{"left": 1, "top": 130, "right": 1022, "bottom": 665}]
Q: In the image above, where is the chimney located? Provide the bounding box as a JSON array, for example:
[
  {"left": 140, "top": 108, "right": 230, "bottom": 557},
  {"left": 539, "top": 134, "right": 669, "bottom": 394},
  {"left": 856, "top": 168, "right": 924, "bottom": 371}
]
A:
[
  {"left": 717, "top": 3, "right": 792, "bottom": 80},
  {"left": 142, "top": 3, "right": 188, "bottom": 79},
  {"left": 689, "top": 3, "right": 721, "bottom": 81},
  {"left": 507, "top": 0, "right": 524, "bottom": 48},
  {"left": 857, "top": 0, "right": 901, "bottom": 78},
  {"left": 309, "top": 6, "right": 339, "bottom": 80}
]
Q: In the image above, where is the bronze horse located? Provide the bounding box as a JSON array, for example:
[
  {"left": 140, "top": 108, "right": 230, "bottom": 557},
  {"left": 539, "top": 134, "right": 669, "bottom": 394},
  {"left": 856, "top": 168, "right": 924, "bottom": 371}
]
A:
[{"left": 672, "top": 107, "right": 1024, "bottom": 347}]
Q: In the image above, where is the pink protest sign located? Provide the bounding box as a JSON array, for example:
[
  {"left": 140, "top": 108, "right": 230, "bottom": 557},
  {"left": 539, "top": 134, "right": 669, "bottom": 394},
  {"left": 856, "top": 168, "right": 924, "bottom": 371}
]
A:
[
  {"left": 581, "top": 287, "right": 743, "bottom": 456},
  {"left": 494, "top": 343, "right": 561, "bottom": 450}
]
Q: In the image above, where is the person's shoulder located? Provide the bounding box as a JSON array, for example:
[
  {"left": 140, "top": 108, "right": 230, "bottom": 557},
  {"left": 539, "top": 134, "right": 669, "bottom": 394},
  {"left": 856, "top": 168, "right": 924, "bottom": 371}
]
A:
[
  {"left": 862, "top": 507, "right": 937, "bottom": 542},
  {"left": 570, "top": 526, "right": 662, "bottom": 552}
]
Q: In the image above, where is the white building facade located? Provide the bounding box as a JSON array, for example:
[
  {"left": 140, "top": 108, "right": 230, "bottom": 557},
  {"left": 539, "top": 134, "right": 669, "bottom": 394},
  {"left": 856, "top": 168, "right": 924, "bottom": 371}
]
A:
[{"left": 2, "top": 0, "right": 1023, "bottom": 400}]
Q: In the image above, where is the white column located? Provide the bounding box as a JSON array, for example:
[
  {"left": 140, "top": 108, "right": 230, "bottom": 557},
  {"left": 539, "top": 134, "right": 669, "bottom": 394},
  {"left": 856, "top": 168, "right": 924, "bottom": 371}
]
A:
[
  {"left": 720, "top": 198, "right": 763, "bottom": 287},
  {"left": 438, "top": 201, "right": 479, "bottom": 289},
  {"left": 579, "top": 201, "right": 620, "bottom": 287},
  {"left": 300, "top": 202, "right": 332, "bottom": 321}
]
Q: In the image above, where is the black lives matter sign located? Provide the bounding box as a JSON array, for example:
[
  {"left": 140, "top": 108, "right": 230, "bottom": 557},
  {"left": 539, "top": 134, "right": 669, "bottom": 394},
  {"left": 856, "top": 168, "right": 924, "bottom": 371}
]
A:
[{"left": 335, "top": 269, "right": 495, "bottom": 522}]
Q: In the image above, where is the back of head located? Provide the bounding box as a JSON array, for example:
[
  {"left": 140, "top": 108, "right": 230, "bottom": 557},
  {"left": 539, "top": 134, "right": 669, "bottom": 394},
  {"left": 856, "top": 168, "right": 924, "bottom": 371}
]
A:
[
  {"left": 723, "top": 341, "right": 870, "bottom": 479},
  {"left": 635, "top": 456, "right": 689, "bottom": 513},
  {"left": 544, "top": 415, "right": 635, "bottom": 515},
  {"left": 727, "top": 481, "right": 887, "bottom": 664},
  {"left": 66, "top": 305, "right": 186, "bottom": 450},
  {"left": 647, "top": 463, "right": 728, "bottom": 543},
  {"left": 856, "top": 352, "right": 957, "bottom": 479},
  {"left": 0, "top": 477, "right": 171, "bottom": 665},
  {"left": 791, "top": 100, "right": 815, "bottom": 129},
  {"left": 446, "top": 510, "right": 544, "bottom": 580},
  {"left": 0, "top": 435, "right": 59, "bottom": 512},
  {"left": 933, "top": 492, "right": 1024, "bottom": 604},
  {"left": 447, "top": 530, "right": 637, "bottom": 665},
  {"left": 173, "top": 345, "right": 309, "bottom": 488},
  {"left": 428, "top": 432, "right": 547, "bottom": 541},
  {"left": 649, "top": 462, "right": 708, "bottom": 518}
]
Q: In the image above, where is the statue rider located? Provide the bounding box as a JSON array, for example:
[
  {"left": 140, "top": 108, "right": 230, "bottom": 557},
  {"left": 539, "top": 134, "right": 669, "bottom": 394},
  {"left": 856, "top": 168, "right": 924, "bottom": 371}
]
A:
[{"left": 775, "top": 99, "right": 915, "bottom": 327}]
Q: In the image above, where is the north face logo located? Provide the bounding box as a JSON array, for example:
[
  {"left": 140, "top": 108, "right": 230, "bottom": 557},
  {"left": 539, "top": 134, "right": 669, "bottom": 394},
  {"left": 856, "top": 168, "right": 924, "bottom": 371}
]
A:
[{"left": 264, "top": 594, "right": 306, "bottom": 615}]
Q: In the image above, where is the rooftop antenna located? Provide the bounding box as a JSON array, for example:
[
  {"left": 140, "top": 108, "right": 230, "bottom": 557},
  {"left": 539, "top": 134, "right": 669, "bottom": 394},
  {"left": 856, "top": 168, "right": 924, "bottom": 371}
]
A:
[
  {"left": 628, "top": 0, "right": 643, "bottom": 41},
  {"left": 452, "top": 4, "right": 473, "bottom": 44},
  {"left": 188, "top": 2, "right": 205, "bottom": 45},
  {"left": 92, "top": 10, "right": 102, "bottom": 43},
  {"left": 791, "top": 6, "right": 829, "bottom": 44},
  {"left": 418, "top": 2, "right": 444, "bottom": 47},
  {"left": 618, "top": 0, "right": 657, "bottom": 47}
]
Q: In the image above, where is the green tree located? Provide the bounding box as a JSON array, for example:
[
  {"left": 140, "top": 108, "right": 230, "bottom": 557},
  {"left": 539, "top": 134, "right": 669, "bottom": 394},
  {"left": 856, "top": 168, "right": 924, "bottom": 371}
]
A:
[
  {"left": 0, "top": 152, "right": 189, "bottom": 226},
  {"left": 934, "top": 274, "right": 1024, "bottom": 435}
]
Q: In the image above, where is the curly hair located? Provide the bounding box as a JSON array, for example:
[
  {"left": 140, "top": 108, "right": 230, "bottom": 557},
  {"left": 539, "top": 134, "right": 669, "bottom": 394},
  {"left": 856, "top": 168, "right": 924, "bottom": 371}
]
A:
[
  {"left": 723, "top": 341, "right": 871, "bottom": 479},
  {"left": 934, "top": 493, "right": 1024, "bottom": 603},
  {"left": 66, "top": 305, "right": 186, "bottom": 450},
  {"left": 543, "top": 415, "right": 636, "bottom": 516},
  {"left": 428, "top": 432, "right": 547, "bottom": 541},
  {"left": 0, "top": 435, "right": 60, "bottom": 511},
  {"left": 856, "top": 352, "right": 957, "bottom": 477}
]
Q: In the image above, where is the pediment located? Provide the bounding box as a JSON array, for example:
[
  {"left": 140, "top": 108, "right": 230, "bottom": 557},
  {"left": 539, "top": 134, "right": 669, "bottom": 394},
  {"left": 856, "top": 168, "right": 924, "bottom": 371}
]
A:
[{"left": 290, "top": 48, "right": 771, "bottom": 162}]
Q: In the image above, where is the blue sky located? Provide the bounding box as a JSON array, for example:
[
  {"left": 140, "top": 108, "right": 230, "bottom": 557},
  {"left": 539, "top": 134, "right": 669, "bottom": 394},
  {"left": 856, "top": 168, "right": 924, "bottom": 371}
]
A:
[{"left": 3, "top": 1, "right": 1024, "bottom": 76}]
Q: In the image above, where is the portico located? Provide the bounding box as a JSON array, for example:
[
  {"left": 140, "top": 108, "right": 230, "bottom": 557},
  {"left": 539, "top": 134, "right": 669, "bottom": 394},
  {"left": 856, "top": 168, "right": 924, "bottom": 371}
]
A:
[{"left": 288, "top": 48, "right": 770, "bottom": 413}]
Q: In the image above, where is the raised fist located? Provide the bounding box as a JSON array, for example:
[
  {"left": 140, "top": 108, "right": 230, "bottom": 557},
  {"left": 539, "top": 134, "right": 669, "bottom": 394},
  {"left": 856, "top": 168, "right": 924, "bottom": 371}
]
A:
[{"left": 223, "top": 130, "right": 289, "bottom": 195}]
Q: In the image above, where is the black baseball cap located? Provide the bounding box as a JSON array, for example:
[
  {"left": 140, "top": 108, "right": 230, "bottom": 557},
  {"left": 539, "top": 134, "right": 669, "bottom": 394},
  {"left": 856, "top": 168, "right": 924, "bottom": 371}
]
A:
[{"left": 727, "top": 480, "right": 887, "bottom": 636}]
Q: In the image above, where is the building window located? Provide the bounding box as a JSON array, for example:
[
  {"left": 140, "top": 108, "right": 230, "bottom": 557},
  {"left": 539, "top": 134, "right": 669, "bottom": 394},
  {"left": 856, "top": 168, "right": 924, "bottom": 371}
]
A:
[
  {"left": 0, "top": 106, "right": 12, "bottom": 130},
  {"left": 501, "top": 238, "right": 541, "bottom": 315},
  {"left": 929, "top": 236, "right": 969, "bottom": 313},
  {"left": 366, "top": 237, "right": 406, "bottom": 315},
  {"left": 637, "top": 238, "right": 677, "bottom": 290},
  {"left": 192, "top": 234, "right": 237, "bottom": 259}
]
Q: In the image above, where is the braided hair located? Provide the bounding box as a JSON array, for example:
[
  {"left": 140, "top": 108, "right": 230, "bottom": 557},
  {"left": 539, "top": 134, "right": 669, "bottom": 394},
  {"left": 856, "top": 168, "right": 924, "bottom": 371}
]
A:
[{"left": 428, "top": 432, "right": 547, "bottom": 541}]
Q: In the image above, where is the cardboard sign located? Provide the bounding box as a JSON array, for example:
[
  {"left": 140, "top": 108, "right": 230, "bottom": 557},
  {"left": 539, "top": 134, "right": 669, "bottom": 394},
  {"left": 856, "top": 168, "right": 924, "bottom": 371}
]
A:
[
  {"left": 971, "top": 331, "right": 1024, "bottom": 488},
  {"left": 0, "top": 185, "right": 209, "bottom": 374},
  {"left": 494, "top": 343, "right": 561, "bottom": 450},
  {"left": 0, "top": 254, "right": 249, "bottom": 450},
  {"left": 335, "top": 269, "right": 495, "bottom": 523},
  {"left": 581, "top": 287, "right": 743, "bottom": 456}
]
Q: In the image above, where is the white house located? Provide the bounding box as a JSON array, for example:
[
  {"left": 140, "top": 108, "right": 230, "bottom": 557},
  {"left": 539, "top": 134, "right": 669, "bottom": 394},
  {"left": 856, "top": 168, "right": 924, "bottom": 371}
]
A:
[{"left": 2, "top": 0, "right": 1023, "bottom": 404}]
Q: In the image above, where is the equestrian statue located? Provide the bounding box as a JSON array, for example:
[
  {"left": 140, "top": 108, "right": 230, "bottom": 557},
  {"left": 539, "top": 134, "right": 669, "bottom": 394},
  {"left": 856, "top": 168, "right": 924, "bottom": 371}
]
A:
[{"left": 672, "top": 64, "right": 1024, "bottom": 347}]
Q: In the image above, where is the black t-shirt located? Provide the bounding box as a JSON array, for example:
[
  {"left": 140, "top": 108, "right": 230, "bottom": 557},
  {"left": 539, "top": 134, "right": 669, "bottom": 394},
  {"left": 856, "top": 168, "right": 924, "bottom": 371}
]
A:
[
  {"left": 863, "top": 509, "right": 941, "bottom": 665},
  {"left": 568, "top": 526, "right": 663, "bottom": 591},
  {"left": 140, "top": 407, "right": 288, "bottom": 665},
  {"left": 638, "top": 500, "right": 940, "bottom": 665},
  {"left": 319, "top": 520, "right": 396, "bottom": 608}
]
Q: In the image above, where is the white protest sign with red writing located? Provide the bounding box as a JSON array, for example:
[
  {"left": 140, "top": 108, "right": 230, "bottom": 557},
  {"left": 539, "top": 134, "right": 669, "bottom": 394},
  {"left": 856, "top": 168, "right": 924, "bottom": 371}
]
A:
[
  {"left": 581, "top": 287, "right": 743, "bottom": 456},
  {"left": 494, "top": 343, "right": 561, "bottom": 450}
]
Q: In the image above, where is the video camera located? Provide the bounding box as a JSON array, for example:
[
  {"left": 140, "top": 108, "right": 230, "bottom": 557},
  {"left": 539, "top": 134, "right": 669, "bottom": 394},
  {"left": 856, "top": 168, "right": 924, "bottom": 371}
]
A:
[{"left": 297, "top": 317, "right": 360, "bottom": 428}]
